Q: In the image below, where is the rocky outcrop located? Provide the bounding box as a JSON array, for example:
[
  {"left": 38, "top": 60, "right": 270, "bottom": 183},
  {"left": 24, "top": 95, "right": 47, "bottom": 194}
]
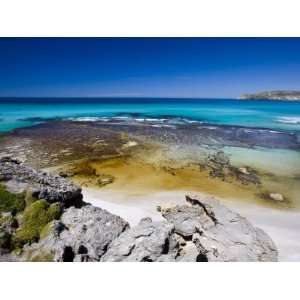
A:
[
  {"left": 100, "top": 195, "right": 277, "bottom": 262},
  {"left": 21, "top": 205, "right": 129, "bottom": 262},
  {"left": 161, "top": 196, "right": 277, "bottom": 262},
  {"left": 0, "top": 157, "right": 83, "bottom": 208},
  {"left": 101, "top": 218, "right": 177, "bottom": 262},
  {"left": 239, "top": 90, "right": 300, "bottom": 101},
  {"left": 6, "top": 194, "right": 278, "bottom": 262}
]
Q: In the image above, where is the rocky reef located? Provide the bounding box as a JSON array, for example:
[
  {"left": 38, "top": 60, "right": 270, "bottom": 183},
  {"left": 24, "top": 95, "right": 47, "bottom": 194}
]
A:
[
  {"left": 0, "top": 157, "right": 278, "bottom": 262},
  {"left": 204, "top": 151, "right": 261, "bottom": 185}
]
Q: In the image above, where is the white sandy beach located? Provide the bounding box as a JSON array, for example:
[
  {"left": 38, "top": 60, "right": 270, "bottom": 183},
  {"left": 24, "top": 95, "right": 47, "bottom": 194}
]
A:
[{"left": 83, "top": 188, "right": 300, "bottom": 262}]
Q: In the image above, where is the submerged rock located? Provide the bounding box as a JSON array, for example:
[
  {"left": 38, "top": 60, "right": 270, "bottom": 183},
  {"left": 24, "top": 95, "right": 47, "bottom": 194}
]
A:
[
  {"left": 269, "top": 193, "right": 285, "bottom": 202},
  {"left": 97, "top": 174, "right": 115, "bottom": 187},
  {"left": 206, "top": 151, "right": 261, "bottom": 185},
  {"left": 259, "top": 191, "right": 286, "bottom": 203}
]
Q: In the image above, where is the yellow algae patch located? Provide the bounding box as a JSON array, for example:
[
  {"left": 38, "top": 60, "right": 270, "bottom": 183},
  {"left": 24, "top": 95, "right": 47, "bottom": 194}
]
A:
[{"left": 69, "top": 155, "right": 299, "bottom": 210}]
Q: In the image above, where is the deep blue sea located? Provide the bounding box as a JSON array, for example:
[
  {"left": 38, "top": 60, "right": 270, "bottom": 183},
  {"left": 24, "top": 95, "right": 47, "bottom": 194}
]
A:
[{"left": 0, "top": 98, "right": 300, "bottom": 135}]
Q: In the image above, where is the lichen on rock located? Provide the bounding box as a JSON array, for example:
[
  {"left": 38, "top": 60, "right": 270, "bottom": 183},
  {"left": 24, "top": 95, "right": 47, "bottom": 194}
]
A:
[
  {"left": 0, "top": 184, "right": 26, "bottom": 214},
  {"left": 14, "top": 200, "right": 62, "bottom": 247}
]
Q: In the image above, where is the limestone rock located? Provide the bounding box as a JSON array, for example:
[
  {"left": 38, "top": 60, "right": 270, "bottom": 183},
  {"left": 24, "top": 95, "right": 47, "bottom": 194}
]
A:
[
  {"left": 101, "top": 217, "right": 177, "bottom": 262},
  {"left": 269, "top": 193, "right": 284, "bottom": 202},
  {"left": 0, "top": 157, "right": 83, "bottom": 208},
  {"left": 21, "top": 205, "right": 129, "bottom": 262},
  {"left": 161, "top": 195, "right": 278, "bottom": 262}
]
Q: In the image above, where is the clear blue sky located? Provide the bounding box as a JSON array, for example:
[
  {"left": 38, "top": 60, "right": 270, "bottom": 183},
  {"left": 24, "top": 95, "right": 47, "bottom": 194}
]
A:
[{"left": 0, "top": 38, "right": 300, "bottom": 98}]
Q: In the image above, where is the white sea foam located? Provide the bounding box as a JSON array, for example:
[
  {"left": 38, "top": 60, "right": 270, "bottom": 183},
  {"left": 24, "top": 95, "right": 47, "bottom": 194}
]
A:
[
  {"left": 151, "top": 124, "right": 176, "bottom": 128},
  {"left": 277, "top": 116, "right": 300, "bottom": 125},
  {"left": 67, "top": 115, "right": 204, "bottom": 127},
  {"left": 68, "top": 117, "right": 106, "bottom": 122},
  {"left": 201, "top": 126, "right": 218, "bottom": 130}
]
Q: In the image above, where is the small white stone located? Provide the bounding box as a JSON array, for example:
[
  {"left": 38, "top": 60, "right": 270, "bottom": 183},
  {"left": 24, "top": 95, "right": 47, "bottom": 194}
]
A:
[
  {"left": 238, "top": 167, "right": 250, "bottom": 174},
  {"left": 269, "top": 193, "right": 284, "bottom": 202}
]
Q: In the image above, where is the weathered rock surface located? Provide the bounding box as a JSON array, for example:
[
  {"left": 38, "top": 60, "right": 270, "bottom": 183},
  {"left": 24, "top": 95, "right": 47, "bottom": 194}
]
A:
[
  {"left": 161, "top": 195, "right": 277, "bottom": 262},
  {"left": 101, "top": 196, "right": 277, "bottom": 262},
  {"left": 0, "top": 157, "right": 83, "bottom": 208},
  {"left": 269, "top": 193, "right": 284, "bottom": 202},
  {"left": 21, "top": 205, "right": 129, "bottom": 262},
  {"left": 9, "top": 195, "right": 278, "bottom": 262},
  {"left": 101, "top": 218, "right": 177, "bottom": 262}
]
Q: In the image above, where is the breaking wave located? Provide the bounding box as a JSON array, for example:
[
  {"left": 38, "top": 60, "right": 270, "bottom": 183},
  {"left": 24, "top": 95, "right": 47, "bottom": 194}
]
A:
[{"left": 277, "top": 116, "right": 300, "bottom": 125}]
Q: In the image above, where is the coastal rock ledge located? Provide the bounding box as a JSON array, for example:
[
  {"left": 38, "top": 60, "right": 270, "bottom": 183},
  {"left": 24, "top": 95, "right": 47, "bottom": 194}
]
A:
[{"left": 0, "top": 157, "right": 278, "bottom": 262}]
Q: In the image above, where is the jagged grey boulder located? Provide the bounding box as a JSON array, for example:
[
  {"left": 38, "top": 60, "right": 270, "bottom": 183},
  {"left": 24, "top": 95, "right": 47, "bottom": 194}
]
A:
[
  {"left": 161, "top": 195, "right": 278, "bottom": 262},
  {"left": 101, "top": 217, "right": 178, "bottom": 262},
  {"left": 102, "top": 195, "right": 277, "bottom": 262},
  {"left": 21, "top": 205, "right": 129, "bottom": 262},
  {"left": 0, "top": 157, "right": 83, "bottom": 208}
]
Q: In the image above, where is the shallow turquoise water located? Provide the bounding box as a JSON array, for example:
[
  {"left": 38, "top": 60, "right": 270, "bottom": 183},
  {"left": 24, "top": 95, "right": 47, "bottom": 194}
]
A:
[
  {"left": 0, "top": 98, "right": 299, "bottom": 207},
  {"left": 0, "top": 98, "right": 300, "bottom": 134}
]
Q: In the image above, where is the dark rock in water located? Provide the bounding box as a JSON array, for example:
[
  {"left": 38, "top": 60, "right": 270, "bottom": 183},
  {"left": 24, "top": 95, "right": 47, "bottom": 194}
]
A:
[
  {"left": 0, "top": 157, "right": 83, "bottom": 208},
  {"left": 21, "top": 205, "right": 129, "bottom": 262},
  {"left": 97, "top": 174, "right": 115, "bottom": 187},
  {"left": 234, "top": 168, "right": 261, "bottom": 185},
  {"left": 206, "top": 151, "right": 261, "bottom": 185}
]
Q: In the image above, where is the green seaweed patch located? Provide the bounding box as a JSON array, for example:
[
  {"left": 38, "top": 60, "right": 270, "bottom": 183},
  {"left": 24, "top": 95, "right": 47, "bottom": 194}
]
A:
[
  {"left": 24, "top": 188, "right": 39, "bottom": 206},
  {"left": 14, "top": 200, "right": 62, "bottom": 247},
  {"left": 39, "top": 222, "right": 53, "bottom": 240},
  {"left": 0, "top": 184, "right": 26, "bottom": 214}
]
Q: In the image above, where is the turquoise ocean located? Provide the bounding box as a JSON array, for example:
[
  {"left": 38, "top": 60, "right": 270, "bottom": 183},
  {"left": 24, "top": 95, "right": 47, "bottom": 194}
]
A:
[{"left": 0, "top": 98, "right": 300, "bottom": 134}]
